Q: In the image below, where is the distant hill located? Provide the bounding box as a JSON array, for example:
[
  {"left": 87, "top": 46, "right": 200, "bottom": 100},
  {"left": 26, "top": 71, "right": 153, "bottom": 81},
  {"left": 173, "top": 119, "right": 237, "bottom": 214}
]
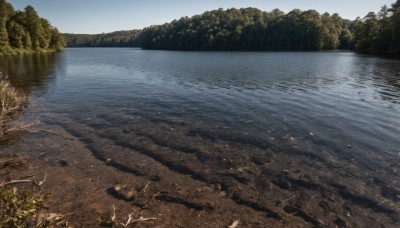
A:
[{"left": 63, "top": 30, "right": 142, "bottom": 47}]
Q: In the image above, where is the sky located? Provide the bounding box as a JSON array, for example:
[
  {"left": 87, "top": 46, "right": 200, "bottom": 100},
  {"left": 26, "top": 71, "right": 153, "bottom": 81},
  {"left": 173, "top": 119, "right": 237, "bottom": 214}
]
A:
[{"left": 8, "top": 0, "right": 396, "bottom": 34}]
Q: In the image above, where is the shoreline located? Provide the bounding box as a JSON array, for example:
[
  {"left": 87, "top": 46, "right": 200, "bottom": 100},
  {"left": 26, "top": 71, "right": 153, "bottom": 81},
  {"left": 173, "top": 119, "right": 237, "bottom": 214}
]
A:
[{"left": 0, "top": 49, "right": 64, "bottom": 56}]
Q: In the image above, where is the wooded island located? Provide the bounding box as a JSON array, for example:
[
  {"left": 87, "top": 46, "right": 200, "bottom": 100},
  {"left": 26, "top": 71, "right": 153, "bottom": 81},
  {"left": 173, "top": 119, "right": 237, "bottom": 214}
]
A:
[
  {"left": 64, "top": 0, "right": 400, "bottom": 56},
  {"left": 140, "top": 1, "right": 400, "bottom": 55}
]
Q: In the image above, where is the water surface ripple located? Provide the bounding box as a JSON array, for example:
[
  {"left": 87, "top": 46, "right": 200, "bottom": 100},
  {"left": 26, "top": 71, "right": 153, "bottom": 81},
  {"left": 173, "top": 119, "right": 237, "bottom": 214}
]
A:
[
  {"left": 2, "top": 49, "right": 400, "bottom": 225},
  {"left": 1, "top": 49, "right": 399, "bottom": 160}
]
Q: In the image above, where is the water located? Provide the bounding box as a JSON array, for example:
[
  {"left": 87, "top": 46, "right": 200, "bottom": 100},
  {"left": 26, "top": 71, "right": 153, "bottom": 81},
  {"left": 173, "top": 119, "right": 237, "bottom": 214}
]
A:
[
  {"left": 2, "top": 48, "right": 400, "bottom": 225},
  {"left": 1, "top": 49, "right": 399, "bottom": 158}
]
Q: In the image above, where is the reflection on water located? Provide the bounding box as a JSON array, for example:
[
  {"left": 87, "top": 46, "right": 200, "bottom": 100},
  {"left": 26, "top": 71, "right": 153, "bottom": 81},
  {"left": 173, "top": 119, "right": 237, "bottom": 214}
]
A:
[
  {"left": 1, "top": 49, "right": 400, "bottom": 225},
  {"left": 0, "top": 53, "right": 62, "bottom": 95},
  {"left": 1, "top": 49, "right": 400, "bottom": 158}
]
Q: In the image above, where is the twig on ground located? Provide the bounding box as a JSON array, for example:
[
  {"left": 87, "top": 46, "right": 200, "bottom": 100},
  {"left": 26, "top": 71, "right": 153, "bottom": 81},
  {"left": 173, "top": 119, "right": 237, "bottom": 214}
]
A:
[
  {"left": 143, "top": 181, "right": 151, "bottom": 193},
  {"left": 0, "top": 179, "right": 33, "bottom": 187},
  {"left": 111, "top": 205, "right": 117, "bottom": 222},
  {"left": 0, "top": 174, "right": 47, "bottom": 187},
  {"left": 152, "top": 192, "right": 160, "bottom": 199},
  {"left": 110, "top": 205, "right": 158, "bottom": 227},
  {"left": 34, "top": 174, "right": 47, "bottom": 187},
  {"left": 125, "top": 216, "right": 158, "bottom": 225},
  {"left": 228, "top": 220, "right": 240, "bottom": 228},
  {"left": 36, "top": 212, "right": 67, "bottom": 227},
  {"left": 143, "top": 192, "right": 160, "bottom": 208}
]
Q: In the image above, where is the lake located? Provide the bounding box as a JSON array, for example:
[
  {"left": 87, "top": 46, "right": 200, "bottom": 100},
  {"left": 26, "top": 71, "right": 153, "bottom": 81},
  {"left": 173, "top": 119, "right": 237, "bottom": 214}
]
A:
[{"left": 1, "top": 49, "right": 399, "bottom": 226}]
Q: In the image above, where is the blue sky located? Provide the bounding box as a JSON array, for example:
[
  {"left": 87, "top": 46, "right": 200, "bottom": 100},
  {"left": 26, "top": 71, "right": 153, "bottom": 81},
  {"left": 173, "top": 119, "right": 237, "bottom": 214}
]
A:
[{"left": 8, "top": 0, "right": 396, "bottom": 34}]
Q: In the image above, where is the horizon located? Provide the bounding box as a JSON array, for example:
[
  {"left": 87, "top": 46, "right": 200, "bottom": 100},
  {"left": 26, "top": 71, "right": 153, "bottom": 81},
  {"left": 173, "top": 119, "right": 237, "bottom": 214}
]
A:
[{"left": 8, "top": 0, "right": 396, "bottom": 34}]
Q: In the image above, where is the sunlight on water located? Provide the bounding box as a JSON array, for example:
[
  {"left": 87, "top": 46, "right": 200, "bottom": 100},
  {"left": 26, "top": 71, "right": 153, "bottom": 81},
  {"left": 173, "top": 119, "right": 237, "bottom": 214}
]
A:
[{"left": 1, "top": 49, "right": 400, "bottom": 226}]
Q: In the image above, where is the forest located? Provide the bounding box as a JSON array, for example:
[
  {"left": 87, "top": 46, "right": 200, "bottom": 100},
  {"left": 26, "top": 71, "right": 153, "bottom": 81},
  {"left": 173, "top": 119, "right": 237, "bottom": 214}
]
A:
[
  {"left": 140, "top": 1, "right": 400, "bottom": 55},
  {"left": 141, "top": 8, "right": 355, "bottom": 51},
  {"left": 0, "top": 0, "right": 65, "bottom": 55},
  {"left": 63, "top": 30, "right": 141, "bottom": 47},
  {"left": 59, "top": 0, "right": 400, "bottom": 56},
  {"left": 1, "top": 0, "right": 399, "bottom": 56},
  {"left": 354, "top": 1, "right": 400, "bottom": 55}
]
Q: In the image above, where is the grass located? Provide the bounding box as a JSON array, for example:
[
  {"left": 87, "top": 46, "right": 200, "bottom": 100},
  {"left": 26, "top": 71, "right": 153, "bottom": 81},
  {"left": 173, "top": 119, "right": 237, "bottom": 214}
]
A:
[
  {"left": 0, "top": 175, "right": 66, "bottom": 227},
  {"left": 0, "top": 73, "right": 25, "bottom": 136},
  {"left": 0, "top": 155, "right": 61, "bottom": 227},
  {"left": 0, "top": 76, "right": 52, "bottom": 227},
  {"left": 0, "top": 186, "right": 49, "bottom": 227},
  {"left": 0, "top": 75, "right": 67, "bottom": 227},
  {"left": 0, "top": 79, "right": 22, "bottom": 118}
]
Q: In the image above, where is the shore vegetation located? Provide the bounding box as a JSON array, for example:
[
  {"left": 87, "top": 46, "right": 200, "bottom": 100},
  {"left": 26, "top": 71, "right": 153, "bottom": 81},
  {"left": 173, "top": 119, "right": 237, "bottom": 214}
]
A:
[{"left": 0, "top": 74, "right": 24, "bottom": 126}]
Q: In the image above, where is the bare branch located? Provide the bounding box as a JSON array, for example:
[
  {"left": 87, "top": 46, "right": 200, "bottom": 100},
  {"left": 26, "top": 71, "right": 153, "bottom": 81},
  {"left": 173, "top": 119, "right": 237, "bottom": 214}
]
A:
[
  {"left": 143, "top": 181, "right": 151, "bottom": 193},
  {"left": 0, "top": 179, "right": 34, "bottom": 187},
  {"left": 126, "top": 216, "right": 158, "bottom": 225}
]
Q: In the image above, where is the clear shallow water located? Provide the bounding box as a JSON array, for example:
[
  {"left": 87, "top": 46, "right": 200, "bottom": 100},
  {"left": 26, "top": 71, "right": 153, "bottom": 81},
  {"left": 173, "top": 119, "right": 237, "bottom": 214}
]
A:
[
  {"left": 1, "top": 48, "right": 400, "bottom": 161},
  {"left": 2, "top": 48, "right": 400, "bottom": 226}
]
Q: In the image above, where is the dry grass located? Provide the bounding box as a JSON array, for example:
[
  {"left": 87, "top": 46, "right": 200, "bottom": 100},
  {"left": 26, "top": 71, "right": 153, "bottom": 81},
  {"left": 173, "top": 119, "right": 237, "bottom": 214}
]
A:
[
  {"left": 0, "top": 155, "right": 67, "bottom": 227},
  {"left": 0, "top": 73, "right": 25, "bottom": 136},
  {"left": 0, "top": 79, "right": 23, "bottom": 118},
  {"left": 0, "top": 75, "right": 67, "bottom": 226},
  {"left": 0, "top": 180, "right": 67, "bottom": 227}
]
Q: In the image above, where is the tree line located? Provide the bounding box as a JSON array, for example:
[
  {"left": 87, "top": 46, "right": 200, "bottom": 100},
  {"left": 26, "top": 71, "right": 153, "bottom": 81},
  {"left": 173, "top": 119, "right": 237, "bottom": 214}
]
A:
[
  {"left": 63, "top": 30, "right": 141, "bottom": 47},
  {"left": 139, "top": 0, "right": 400, "bottom": 56},
  {"left": 0, "top": 0, "right": 66, "bottom": 55},
  {"left": 140, "top": 8, "right": 355, "bottom": 51},
  {"left": 2, "top": 0, "right": 398, "bottom": 56},
  {"left": 354, "top": 1, "right": 400, "bottom": 55},
  {"left": 61, "top": 0, "right": 400, "bottom": 56}
]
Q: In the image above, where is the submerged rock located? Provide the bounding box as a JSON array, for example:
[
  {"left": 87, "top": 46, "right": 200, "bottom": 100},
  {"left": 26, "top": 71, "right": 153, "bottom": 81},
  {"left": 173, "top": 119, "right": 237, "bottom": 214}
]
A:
[{"left": 58, "top": 160, "right": 68, "bottom": 167}]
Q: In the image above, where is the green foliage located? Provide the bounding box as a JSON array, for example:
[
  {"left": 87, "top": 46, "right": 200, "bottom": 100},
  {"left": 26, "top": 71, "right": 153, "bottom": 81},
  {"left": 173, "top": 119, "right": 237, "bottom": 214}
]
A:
[
  {"left": 354, "top": 0, "right": 400, "bottom": 55},
  {"left": 0, "top": 0, "right": 65, "bottom": 55},
  {"left": 0, "top": 186, "right": 48, "bottom": 227},
  {"left": 140, "top": 7, "right": 354, "bottom": 51},
  {"left": 63, "top": 30, "right": 142, "bottom": 47},
  {"left": 0, "top": 0, "right": 12, "bottom": 53}
]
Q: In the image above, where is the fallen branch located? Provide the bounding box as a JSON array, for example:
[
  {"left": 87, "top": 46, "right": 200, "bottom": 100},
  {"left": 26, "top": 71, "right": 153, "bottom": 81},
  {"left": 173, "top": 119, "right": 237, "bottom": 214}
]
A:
[
  {"left": 110, "top": 205, "right": 158, "bottom": 227},
  {"left": 126, "top": 216, "right": 158, "bottom": 225},
  {"left": 0, "top": 179, "right": 34, "bottom": 187},
  {"left": 0, "top": 174, "right": 47, "bottom": 187}
]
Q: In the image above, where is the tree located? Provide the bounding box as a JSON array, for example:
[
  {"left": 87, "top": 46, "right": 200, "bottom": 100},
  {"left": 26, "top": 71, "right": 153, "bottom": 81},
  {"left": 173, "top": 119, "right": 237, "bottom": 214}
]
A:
[
  {"left": 355, "top": 12, "right": 380, "bottom": 52},
  {"left": 0, "top": 0, "right": 12, "bottom": 53},
  {"left": 352, "top": 0, "right": 400, "bottom": 55},
  {"left": 62, "top": 30, "right": 142, "bottom": 48},
  {"left": 389, "top": 0, "right": 400, "bottom": 52},
  {"left": 7, "top": 21, "right": 26, "bottom": 49},
  {"left": 0, "top": 0, "right": 65, "bottom": 55}
]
